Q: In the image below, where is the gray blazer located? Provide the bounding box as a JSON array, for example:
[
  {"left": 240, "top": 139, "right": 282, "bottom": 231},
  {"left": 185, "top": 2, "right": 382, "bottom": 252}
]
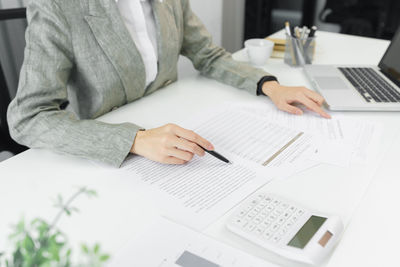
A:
[{"left": 7, "top": 0, "right": 272, "bottom": 167}]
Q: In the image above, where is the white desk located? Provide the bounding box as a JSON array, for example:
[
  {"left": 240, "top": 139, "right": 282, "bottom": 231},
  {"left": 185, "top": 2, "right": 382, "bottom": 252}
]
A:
[{"left": 1, "top": 31, "right": 399, "bottom": 266}]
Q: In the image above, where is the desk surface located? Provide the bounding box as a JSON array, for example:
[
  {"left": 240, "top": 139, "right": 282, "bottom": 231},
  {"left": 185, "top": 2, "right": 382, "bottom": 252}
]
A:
[{"left": 1, "top": 30, "right": 399, "bottom": 267}]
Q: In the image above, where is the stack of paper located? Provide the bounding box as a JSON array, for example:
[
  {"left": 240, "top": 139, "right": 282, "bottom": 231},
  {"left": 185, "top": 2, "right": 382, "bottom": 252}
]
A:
[
  {"left": 108, "top": 217, "right": 279, "bottom": 267},
  {"left": 120, "top": 103, "right": 382, "bottom": 231},
  {"left": 235, "top": 103, "right": 382, "bottom": 166}
]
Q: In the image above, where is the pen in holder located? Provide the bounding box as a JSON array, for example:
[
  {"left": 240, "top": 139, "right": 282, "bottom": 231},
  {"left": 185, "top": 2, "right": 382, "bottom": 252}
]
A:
[{"left": 284, "top": 33, "right": 316, "bottom": 67}]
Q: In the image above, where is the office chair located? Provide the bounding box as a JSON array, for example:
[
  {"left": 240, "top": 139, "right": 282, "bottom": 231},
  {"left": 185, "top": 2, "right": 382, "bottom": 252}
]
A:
[{"left": 0, "top": 7, "right": 28, "bottom": 161}]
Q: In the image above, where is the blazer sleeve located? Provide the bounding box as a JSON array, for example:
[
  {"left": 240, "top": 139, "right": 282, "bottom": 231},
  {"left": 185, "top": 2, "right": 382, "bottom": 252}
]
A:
[
  {"left": 180, "top": 0, "right": 274, "bottom": 96},
  {"left": 7, "top": 0, "right": 141, "bottom": 167}
]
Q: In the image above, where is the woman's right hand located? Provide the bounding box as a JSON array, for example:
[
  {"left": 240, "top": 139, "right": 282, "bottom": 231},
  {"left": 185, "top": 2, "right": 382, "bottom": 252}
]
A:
[{"left": 131, "top": 123, "right": 214, "bottom": 164}]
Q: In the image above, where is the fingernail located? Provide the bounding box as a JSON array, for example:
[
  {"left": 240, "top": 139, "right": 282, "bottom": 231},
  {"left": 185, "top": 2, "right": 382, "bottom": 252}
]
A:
[{"left": 208, "top": 144, "right": 214, "bottom": 150}]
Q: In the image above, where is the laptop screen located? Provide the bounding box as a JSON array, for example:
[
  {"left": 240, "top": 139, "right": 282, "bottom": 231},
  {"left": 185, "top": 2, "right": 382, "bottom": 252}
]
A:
[{"left": 379, "top": 27, "right": 400, "bottom": 87}]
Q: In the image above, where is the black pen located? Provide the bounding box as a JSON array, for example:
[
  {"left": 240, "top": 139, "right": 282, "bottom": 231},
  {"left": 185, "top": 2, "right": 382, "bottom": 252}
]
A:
[
  {"left": 200, "top": 146, "right": 232, "bottom": 164},
  {"left": 308, "top": 25, "right": 317, "bottom": 38}
]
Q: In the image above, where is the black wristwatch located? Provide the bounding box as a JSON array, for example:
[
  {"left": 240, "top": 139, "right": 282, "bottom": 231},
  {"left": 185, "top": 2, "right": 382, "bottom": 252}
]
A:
[{"left": 257, "top": 76, "right": 279, "bottom": 96}]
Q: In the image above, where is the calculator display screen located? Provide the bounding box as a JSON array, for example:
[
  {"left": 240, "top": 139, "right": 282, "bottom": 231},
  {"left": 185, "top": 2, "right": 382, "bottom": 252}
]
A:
[{"left": 287, "top": 216, "right": 327, "bottom": 249}]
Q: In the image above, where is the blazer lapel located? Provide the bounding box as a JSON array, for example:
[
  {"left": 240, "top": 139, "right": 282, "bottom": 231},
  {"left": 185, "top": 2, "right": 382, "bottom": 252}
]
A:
[
  {"left": 152, "top": 1, "right": 167, "bottom": 77},
  {"left": 145, "top": 0, "right": 178, "bottom": 95},
  {"left": 84, "top": 0, "right": 146, "bottom": 102}
]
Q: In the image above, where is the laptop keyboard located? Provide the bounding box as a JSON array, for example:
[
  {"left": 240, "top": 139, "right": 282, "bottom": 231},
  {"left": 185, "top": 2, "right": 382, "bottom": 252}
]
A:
[{"left": 338, "top": 67, "right": 400, "bottom": 103}]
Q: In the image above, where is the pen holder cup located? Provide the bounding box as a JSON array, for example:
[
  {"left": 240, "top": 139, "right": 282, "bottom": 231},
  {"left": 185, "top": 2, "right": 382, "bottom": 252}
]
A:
[{"left": 284, "top": 34, "right": 316, "bottom": 67}]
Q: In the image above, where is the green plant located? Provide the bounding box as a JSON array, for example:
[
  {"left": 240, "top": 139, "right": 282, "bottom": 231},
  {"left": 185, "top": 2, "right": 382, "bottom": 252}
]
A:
[{"left": 0, "top": 187, "right": 110, "bottom": 267}]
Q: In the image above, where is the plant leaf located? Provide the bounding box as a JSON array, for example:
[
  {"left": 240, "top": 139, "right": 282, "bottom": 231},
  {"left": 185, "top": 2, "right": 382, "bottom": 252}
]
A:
[
  {"left": 22, "top": 235, "right": 35, "bottom": 253},
  {"left": 99, "top": 254, "right": 110, "bottom": 262},
  {"left": 84, "top": 188, "right": 98, "bottom": 197},
  {"left": 81, "top": 244, "right": 89, "bottom": 254},
  {"left": 64, "top": 208, "right": 71, "bottom": 216},
  {"left": 93, "top": 243, "right": 100, "bottom": 254}
]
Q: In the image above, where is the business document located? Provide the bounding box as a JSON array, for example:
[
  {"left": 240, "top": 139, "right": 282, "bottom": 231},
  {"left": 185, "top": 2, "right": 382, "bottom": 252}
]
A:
[
  {"left": 236, "top": 102, "right": 383, "bottom": 166},
  {"left": 121, "top": 107, "right": 317, "bottom": 230},
  {"left": 108, "top": 217, "right": 279, "bottom": 267}
]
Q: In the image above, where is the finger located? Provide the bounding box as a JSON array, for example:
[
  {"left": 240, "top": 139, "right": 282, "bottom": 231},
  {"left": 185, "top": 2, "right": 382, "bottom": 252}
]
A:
[
  {"left": 303, "top": 89, "right": 325, "bottom": 106},
  {"left": 173, "top": 126, "right": 214, "bottom": 150},
  {"left": 167, "top": 148, "right": 194, "bottom": 161},
  {"left": 163, "top": 156, "right": 187, "bottom": 165},
  {"left": 280, "top": 103, "right": 303, "bottom": 115},
  {"left": 174, "top": 137, "right": 205, "bottom": 156},
  {"left": 298, "top": 96, "right": 331, "bottom": 118}
]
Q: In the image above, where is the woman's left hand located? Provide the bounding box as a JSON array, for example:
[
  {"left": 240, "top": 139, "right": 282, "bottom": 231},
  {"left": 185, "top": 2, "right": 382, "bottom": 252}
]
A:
[{"left": 262, "top": 81, "right": 331, "bottom": 119}]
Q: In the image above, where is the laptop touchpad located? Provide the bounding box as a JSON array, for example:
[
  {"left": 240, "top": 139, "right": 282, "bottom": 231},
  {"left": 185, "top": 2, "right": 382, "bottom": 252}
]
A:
[{"left": 314, "top": 76, "right": 350, "bottom": 90}]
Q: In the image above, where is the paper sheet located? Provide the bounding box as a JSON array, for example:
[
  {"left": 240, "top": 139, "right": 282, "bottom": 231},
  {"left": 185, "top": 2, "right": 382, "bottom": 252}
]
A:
[
  {"left": 236, "top": 103, "right": 382, "bottom": 166},
  {"left": 121, "top": 108, "right": 318, "bottom": 230},
  {"left": 122, "top": 151, "right": 271, "bottom": 230},
  {"left": 183, "top": 108, "right": 317, "bottom": 168},
  {"left": 108, "top": 217, "right": 279, "bottom": 267}
]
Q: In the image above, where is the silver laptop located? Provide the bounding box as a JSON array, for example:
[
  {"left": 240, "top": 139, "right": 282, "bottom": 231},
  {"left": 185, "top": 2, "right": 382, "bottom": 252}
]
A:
[{"left": 304, "top": 27, "right": 400, "bottom": 111}]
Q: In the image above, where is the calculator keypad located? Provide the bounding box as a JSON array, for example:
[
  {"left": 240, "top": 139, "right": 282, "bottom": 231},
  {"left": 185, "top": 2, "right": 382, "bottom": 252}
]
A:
[{"left": 229, "top": 193, "right": 306, "bottom": 244}]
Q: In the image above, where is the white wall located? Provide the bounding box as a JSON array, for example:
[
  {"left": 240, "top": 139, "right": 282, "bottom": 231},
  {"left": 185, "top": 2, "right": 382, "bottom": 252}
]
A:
[
  {"left": 177, "top": 0, "right": 223, "bottom": 78},
  {"left": 222, "top": 0, "right": 245, "bottom": 53}
]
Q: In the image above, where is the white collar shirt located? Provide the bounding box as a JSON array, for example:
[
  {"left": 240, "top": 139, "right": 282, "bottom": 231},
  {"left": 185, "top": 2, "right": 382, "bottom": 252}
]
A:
[{"left": 115, "top": 0, "right": 159, "bottom": 88}]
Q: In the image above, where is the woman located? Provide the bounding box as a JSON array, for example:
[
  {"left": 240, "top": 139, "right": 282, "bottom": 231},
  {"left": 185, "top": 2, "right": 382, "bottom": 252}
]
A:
[{"left": 7, "top": 0, "right": 330, "bottom": 167}]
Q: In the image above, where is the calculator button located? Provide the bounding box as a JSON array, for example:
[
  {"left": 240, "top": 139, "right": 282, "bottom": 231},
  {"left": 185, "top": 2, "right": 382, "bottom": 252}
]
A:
[
  {"left": 247, "top": 211, "right": 258, "bottom": 219},
  {"left": 254, "top": 226, "right": 265, "bottom": 235},
  {"left": 271, "top": 223, "right": 280, "bottom": 232},
  {"left": 264, "top": 197, "right": 272, "bottom": 203},
  {"left": 253, "top": 216, "right": 263, "bottom": 224},
  {"left": 246, "top": 223, "right": 256, "bottom": 232},
  {"left": 284, "top": 221, "right": 293, "bottom": 230},
  {"left": 233, "top": 218, "right": 248, "bottom": 228},
  {"left": 291, "top": 215, "right": 299, "bottom": 222},
  {"left": 257, "top": 193, "right": 266, "bottom": 200},
  {"left": 244, "top": 205, "right": 253, "bottom": 212},
  {"left": 254, "top": 206, "right": 262, "bottom": 213},
  {"left": 288, "top": 206, "right": 297, "bottom": 213},
  {"left": 297, "top": 209, "right": 305, "bottom": 216},
  {"left": 261, "top": 221, "right": 271, "bottom": 228},
  {"left": 282, "top": 212, "right": 291, "bottom": 219},
  {"left": 272, "top": 200, "right": 280, "bottom": 206},
  {"left": 267, "top": 214, "right": 277, "bottom": 222},
  {"left": 275, "top": 206, "right": 284, "bottom": 212},
  {"left": 272, "top": 235, "right": 281, "bottom": 243},
  {"left": 273, "top": 209, "right": 283, "bottom": 216},
  {"left": 263, "top": 231, "right": 273, "bottom": 240},
  {"left": 266, "top": 205, "right": 274, "bottom": 212},
  {"left": 277, "top": 228, "right": 287, "bottom": 236},
  {"left": 280, "top": 203, "right": 289, "bottom": 210},
  {"left": 250, "top": 199, "right": 259, "bottom": 206},
  {"left": 236, "top": 210, "right": 248, "bottom": 218},
  {"left": 277, "top": 217, "right": 286, "bottom": 225}
]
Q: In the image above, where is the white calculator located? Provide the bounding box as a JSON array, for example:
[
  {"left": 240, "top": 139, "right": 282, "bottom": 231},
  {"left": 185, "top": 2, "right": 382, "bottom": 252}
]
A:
[{"left": 226, "top": 193, "right": 344, "bottom": 265}]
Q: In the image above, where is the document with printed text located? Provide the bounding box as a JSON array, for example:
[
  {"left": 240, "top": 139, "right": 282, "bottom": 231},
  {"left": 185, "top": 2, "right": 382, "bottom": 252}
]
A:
[
  {"left": 121, "top": 107, "right": 318, "bottom": 230},
  {"left": 108, "top": 217, "right": 279, "bottom": 267},
  {"left": 236, "top": 103, "right": 383, "bottom": 166}
]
